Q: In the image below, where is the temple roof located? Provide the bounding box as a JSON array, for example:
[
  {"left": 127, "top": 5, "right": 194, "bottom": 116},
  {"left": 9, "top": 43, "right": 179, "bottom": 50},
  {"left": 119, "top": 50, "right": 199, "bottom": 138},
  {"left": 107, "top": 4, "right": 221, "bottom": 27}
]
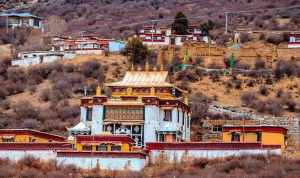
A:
[
  {"left": 67, "top": 122, "right": 90, "bottom": 132},
  {"left": 106, "top": 71, "right": 172, "bottom": 87}
]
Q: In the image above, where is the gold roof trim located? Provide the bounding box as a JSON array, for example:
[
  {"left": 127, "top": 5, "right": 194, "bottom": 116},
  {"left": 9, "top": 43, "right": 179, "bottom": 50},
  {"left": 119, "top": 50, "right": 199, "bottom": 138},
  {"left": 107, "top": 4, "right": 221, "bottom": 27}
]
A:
[
  {"left": 103, "top": 100, "right": 145, "bottom": 106},
  {"left": 106, "top": 71, "right": 170, "bottom": 87}
]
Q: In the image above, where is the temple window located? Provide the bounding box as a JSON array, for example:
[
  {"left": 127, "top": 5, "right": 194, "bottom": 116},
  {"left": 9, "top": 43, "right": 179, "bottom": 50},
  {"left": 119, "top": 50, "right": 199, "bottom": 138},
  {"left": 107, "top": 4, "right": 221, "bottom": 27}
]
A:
[
  {"left": 29, "top": 137, "right": 36, "bottom": 143},
  {"left": 158, "top": 133, "right": 165, "bottom": 142},
  {"left": 96, "top": 144, "right": 108, "bottom": 151},
  {"left": 1, "top": 136, "right": 14, "bottom": 143},
  {"left": 182, "top": 112, "right": 185, "bottom": 125},
  {"left": 212, "top": 125, "right": 222, "bottom": 133},
  {"left": 86, "top": 107, "right": 93, "bottom": 121},
  {"left": 177, "top": 109, "right": 180, "bottom": 123},
  {"left": 163, "top": 110, "right": 172, "bottom": 122},
  {"left": 104, "top": 107, "right": 143, "bottom": 121},
  {"left": 111, "top": 145, "right": 122, "bottom": 151},
  {"left": 231, "top": 132, "right": 240, "bottom": 142},
  {"left": 256, "top": 132, "right": 262, "bottom": 142},
  {"left": 82, "top": 145, "right": 92, "bottom": 151}
]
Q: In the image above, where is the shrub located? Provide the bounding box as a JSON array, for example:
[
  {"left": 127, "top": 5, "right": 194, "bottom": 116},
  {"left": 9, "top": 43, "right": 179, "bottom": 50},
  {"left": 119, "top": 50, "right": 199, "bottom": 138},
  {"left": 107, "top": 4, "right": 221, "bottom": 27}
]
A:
[
  {"left": 6, "top": 67, "right": 26, "bottom": 83},
  {"left": 0, "top": 88, "right": 8, "bottom": 99},
  {"left": 21, "top": 119, "right": 40, "bottom": 129},
  {"left": 12, "top": 101, "right": 39, "bottom": 120},
  {"left": 194, "top": 57, "right": 204, "bottom": 66},
  {"left": 40, "top": 88, "right": 51, "bottom": 102},
  {"left": 259, "top": 85, "right": 269, "bottom": 96},
  {"left": 265, "top": 34, "right": 284, "bottom": 45},
  {"left": 240, "top": 33, "right": 251, "bottom": 43},
  {"left": 255, "top": 58, "right": 266, "bottom": 70},
  {"left": 266, "top": 99, "right": 283, "bottom": 116},
  {"left": 208, "top": 62, "right": 223, "bottom": 69},
  {"left": 175, "top": 69, "right": 198, "bottom": 82},
  {"left": 190, "top": 92, "right": 211, "bottom": 122},
  {"left": 285, "top": 99, "right": 297, "bottom": 112},
  {"left": 241, "top": 92, "right": 257, "bottom": 107}
]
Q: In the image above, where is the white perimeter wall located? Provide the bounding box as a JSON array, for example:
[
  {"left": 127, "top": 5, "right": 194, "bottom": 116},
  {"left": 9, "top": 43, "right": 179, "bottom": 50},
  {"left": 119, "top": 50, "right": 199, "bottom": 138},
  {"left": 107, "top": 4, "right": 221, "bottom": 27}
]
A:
[
  {"left": 57, "top": 156, "right": 147, "bottom": 171},
  {"left": 0, "top": 149, "right": 281, "bottom": 171},
  {"left": 0, "top": 150, "right": 57, "bottom": 161},
  {"left": 150, "top": 149, "right": 282, "bottom": 163},
  {"left": 0, "top": 150, "right": 146, "bottom": 171},
  {"left": 74, "top": 49, "right": 103, "bottom": 55}
]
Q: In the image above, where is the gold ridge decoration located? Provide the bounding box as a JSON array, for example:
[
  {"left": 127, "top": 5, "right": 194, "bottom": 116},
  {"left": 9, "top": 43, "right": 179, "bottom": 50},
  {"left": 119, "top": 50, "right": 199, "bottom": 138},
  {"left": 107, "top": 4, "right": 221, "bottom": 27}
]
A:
[{"left": 96, "top": 85, "right": 102, "bottom": 96}]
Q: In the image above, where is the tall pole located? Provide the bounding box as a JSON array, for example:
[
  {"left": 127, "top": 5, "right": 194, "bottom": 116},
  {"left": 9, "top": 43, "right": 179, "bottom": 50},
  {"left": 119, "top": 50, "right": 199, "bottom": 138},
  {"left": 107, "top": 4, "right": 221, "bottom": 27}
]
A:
[
  {"left": 6, "top": 16, "right": 8, "bottom": 34},
  {"left": 225, "top": 12, "right": 228, "bottom": 34},
  {"left": 151, "top": 20, "right": 154, "bottom": 46}
]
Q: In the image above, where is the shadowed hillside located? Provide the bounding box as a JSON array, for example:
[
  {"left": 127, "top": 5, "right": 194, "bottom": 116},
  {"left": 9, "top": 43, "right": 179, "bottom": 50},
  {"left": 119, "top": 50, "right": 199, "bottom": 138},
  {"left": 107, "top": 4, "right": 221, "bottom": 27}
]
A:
[{"left": 2, "top": 0, "right": 300, "bottom": 37}]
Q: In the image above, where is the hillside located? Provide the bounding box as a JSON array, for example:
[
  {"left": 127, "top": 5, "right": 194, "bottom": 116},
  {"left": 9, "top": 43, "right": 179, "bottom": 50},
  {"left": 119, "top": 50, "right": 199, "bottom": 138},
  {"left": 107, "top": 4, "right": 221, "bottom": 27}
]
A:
[{"left": 2, "top": 0, "right": 300, "bottom": 37}]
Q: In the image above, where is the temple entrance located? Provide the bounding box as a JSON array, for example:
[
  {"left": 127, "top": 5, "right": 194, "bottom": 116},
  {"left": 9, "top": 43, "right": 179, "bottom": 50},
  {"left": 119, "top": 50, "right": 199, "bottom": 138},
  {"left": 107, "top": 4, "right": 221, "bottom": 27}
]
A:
[
  {"left": 104, "top": 123, "right": 144, "bottom": 146},
  {"left": 157, "top": 131, "right": 182, "bottom": 143}
]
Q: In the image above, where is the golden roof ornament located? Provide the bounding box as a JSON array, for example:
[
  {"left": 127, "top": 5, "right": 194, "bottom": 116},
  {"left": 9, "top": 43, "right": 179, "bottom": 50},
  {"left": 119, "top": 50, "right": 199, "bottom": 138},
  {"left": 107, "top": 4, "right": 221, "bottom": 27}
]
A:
[
  {"left": 160, "top": 63, "right": 164, "bottom": 71},
  {"left": 96, "top": 85, "right": 101, "bottom": 96},
  {"left": 145, "top": 61, "right": 150, "bottom": 71},
  {"left": 131, "top": 64, "right": 135, "bottom": 71}
]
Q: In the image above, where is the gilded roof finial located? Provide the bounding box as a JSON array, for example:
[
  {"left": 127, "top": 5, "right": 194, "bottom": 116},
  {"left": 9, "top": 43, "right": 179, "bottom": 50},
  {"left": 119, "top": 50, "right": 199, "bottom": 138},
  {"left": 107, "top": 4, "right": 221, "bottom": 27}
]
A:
[
  {"left": 145, "top": 60, "right": 150, "bottom": 71},
  {"left": 160, "top": 63, "right": 164, "bottom": 71},
  {"left": 96, "top": 85, "right": 101, "bottom": 96},
  {"left": 131, "top": 63, "right": 135, "bottom": 71}
]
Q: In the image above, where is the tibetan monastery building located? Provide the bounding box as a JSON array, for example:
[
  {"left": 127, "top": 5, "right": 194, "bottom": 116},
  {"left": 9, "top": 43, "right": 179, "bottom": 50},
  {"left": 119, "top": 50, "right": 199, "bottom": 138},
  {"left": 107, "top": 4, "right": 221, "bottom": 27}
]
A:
[{"left": 68, "top": 66, "right": 191, "bottom": 146}]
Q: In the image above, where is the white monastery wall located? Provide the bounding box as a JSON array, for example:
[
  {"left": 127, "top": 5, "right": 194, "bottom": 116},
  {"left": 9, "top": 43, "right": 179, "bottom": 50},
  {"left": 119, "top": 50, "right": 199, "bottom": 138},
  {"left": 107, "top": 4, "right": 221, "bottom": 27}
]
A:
[
  {"left": 149, "top": 149, "right": 282, "bottom": 162},
  {"left": 144, "top": 105, "right": 160, "bottom": 144},
  {"left": 91, "top": 105, "right": 104, "bottom": 134},
  {"left": 56, "top": 156, "right": 147, "bottom": 171}
]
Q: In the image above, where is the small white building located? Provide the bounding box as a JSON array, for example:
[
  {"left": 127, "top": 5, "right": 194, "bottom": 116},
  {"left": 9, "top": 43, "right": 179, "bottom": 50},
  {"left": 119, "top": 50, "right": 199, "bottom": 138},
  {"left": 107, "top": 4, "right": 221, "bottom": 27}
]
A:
[
  {"left": 0, "top": 12, "right": 43, "bottom": 31},
  {"left": 11, "top": 51, "right": 76, "bottom": 67},
  {"left": 138, "top": 26, "right": 207, "bottom": 46},
  {"left": 288, "top": 34, "right": 300, "bottom": 48},
  {"left": 51, "top": 36, "right": 106, "bottom": 55}
]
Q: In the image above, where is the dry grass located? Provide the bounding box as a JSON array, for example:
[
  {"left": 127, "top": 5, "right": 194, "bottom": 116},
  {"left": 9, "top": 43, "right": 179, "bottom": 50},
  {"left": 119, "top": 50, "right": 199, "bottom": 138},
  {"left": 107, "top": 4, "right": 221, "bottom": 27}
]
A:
[{"left": 2, "top": 155, "right": 300, "bottom": 178}]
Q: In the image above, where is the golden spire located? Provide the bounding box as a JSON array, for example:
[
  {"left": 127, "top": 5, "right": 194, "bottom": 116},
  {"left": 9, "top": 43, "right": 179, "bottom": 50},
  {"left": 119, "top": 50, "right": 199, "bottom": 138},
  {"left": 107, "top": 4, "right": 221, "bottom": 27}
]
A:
[
  {"left": 160, "top": 63, "right": 164, "bottom": 71},
  {"left": 150, "top": 87, "right": 155, "bottom": 95},
  {"left": 96, "top": 85, "right": 101, "bottom": 96},
  {"left": 131, "top": 63, "right": 135, "bottom": 71},
  {"left": 145, "top": 60, "right": 150, "bottom": 71}
]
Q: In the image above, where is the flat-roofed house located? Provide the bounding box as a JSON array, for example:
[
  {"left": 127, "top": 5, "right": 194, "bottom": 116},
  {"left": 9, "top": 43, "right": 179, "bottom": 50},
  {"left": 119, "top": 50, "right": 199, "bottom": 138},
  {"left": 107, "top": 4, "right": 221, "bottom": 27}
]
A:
[
  {"left": 11, "top": 51, "right": 76, "bottom": 67},
  {"left": 0, "top": 129, "right": 66, "bottom": 143},
  {"left": 288, "top": 33, "right": 300, "bottom": 48},
  {"left": 74, "top": 135, "right": 135, "bottom": 152},
  {"left": 0, "top": 12, "right": 43, "bottom": 31},
  {"left": 138, "top": 25, "right": 207, "bottom": 46},
  {"left": 222, "top": 125, "right": 287, "bottom": 149}
]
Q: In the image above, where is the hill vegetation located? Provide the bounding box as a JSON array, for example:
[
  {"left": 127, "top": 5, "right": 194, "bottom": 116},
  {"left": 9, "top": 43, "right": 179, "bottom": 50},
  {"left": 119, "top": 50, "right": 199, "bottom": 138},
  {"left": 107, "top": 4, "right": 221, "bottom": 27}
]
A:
[
  {"left": 0, "top": 155, "right": 300, "bottom": 178},
  {"left": 1, "top": 0, "right": 300, "bottom": 37}
]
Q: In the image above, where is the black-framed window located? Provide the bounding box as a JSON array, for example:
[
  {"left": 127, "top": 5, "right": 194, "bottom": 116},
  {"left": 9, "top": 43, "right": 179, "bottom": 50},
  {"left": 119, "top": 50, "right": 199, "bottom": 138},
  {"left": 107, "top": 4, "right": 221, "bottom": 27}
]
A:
[
  {"left": 86, "top": 107, "right": 93, "bottom": 121},
  {"left": 82, "top": 145, "right": 92, "bottom": 151},
  {"left": 163, "top": 110, "right": 172, "bottom": 121},
  {"left": 231, "top": 132, "right": 240, "bottom": 142},
  {"left": 1, "top": 137, "right": 14, "bottom": 143},
  {"left": 111, "top": 145, "right": 121, "bottom": 151},
  {"left": 212, "top": 125, "right": 222, "bottom": 133},
  {"left": 96, "top": 144, "right": 108, "bottom": 151},
  {"left": 177, "top": 109, "right": 180, "bottom": 123},
  {"left": 33, "top": 19, "right": 40, "bottom": 27},
  {"left": 256, "top": 132, "right": 262, "bottom": 142}
]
